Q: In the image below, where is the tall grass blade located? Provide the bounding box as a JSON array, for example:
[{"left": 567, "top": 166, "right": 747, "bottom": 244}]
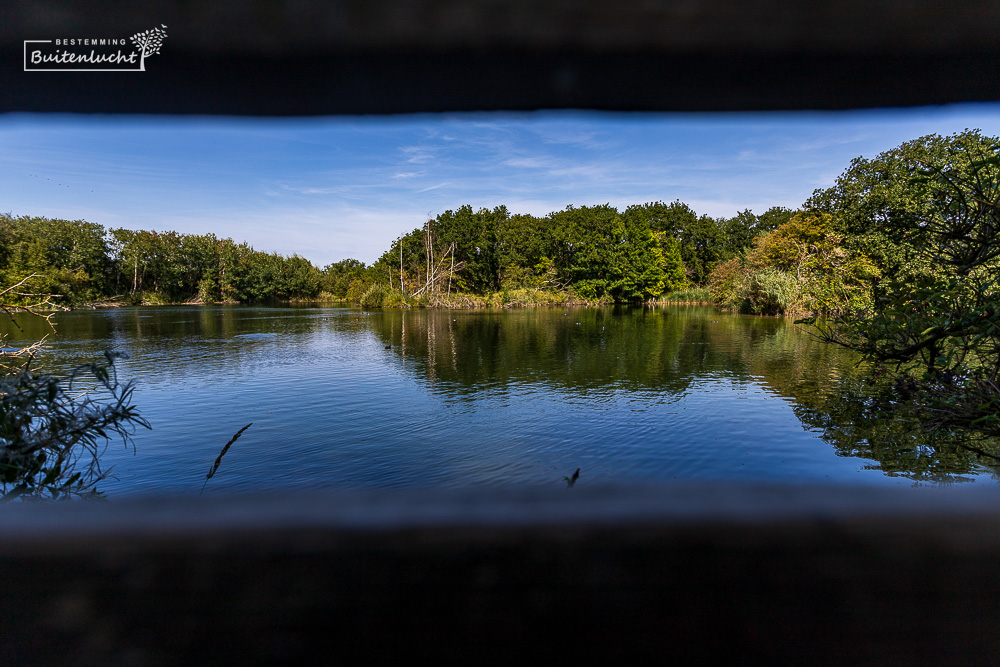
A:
[{"left": 200, "top": 423, "right": 252, "bottom": 495}]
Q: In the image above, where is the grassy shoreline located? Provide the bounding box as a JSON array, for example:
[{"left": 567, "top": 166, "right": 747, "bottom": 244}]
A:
[{"left": 68, "top": 286, "right": 720, "bottom": 311}]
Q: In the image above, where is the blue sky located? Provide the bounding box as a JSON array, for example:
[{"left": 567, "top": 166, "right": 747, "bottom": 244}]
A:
[{"left": 2, "top": 104, "right": 1000, "bottom": 266}]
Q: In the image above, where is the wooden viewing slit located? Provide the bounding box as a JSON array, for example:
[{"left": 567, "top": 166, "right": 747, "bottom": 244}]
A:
[{"left": 3, "top": 485, "right": 1000, "bottom": 662}]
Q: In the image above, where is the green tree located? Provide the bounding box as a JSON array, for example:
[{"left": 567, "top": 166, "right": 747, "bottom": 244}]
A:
[
  {"left": 497, "top": 213, "right": 550, "bottom": 289},
  {"left": 322, "top": 259, "right": 368, "bottom": 297},
  {"left": 623, "top": 200, "right": 696, "bottom": 238},
  {"left": 542, "top": 204, "right": 671, "bottom": 302},
  {"left": 656, "top": 233, "right": 687, "bottom": 294},
  {"left": 755, "top": 206, "right": 796, "bottom": 235},
  {"left": 804, "top": 131, "right": 1000, "bottom": 438},
  {"left": 805, "top": 128, "right": 998, "bottom": 278},
  {"left": 718, "top": 209, "right": 758, "bottom": 259},
  {"left": 375, "top": 229, "right": 431, "bottom": 296},
  {"left": 432, "top": 205, "right": 509, "bottom": 293},
  {"left": 678, "top": 214, "right": 725, "bottom": 285},
  {"left": 1, "top": 215, "right": 110, "bottom": 304},
  {"left": 716, "top": 207, "right": 795, "bottom": 258}
]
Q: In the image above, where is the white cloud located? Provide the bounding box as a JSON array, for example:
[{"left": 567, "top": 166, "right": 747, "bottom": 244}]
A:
[
  {"left": 503, "top": 156, "right": 555, "bottom": 169},
  {"left": 400, "top": 145, "right": 435, "bottom": 164},
  {"left": 416, "top": 182, "right": 450, "bottom": 193}
]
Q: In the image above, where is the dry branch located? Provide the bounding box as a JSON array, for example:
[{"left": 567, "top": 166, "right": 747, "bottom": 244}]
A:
[{"left": 0, "top": 274, "right": 62, "bottom": 372}]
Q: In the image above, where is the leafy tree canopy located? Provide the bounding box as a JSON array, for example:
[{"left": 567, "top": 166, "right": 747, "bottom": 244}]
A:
[
  {"left": 803, "top": 131, "right": 1000, "bottom": 440},
  {"left": 805, "top": 128, "right": 999, "bottom": 275}
]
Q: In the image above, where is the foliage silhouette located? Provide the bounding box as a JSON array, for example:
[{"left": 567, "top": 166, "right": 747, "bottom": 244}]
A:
[{"left": 1, "top": 274, "right": 148, "bottom": 499}]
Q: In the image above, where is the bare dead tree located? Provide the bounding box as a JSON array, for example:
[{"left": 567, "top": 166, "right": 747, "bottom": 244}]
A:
[
  {"left": 448, "top": 242, "right": 456, "bottom": 296},
  {"left": 412, "top": 249, "right": 464, "bottom": 298}
]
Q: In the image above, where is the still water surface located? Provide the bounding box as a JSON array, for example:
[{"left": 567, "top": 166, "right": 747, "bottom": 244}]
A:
[{"left": 4, "top": 304, "right": 996, "bottom": 495}]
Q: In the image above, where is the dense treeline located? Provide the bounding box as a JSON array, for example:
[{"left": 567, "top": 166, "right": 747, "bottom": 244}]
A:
[
  {"left": 2, "top": 202, "right": 793, "bottom": 307},
  {"left": 0, "top": 215, "right": 324, "bottom": 305},
  {"left": 332, "top": 201, "right": 793, "bottom": 307}
]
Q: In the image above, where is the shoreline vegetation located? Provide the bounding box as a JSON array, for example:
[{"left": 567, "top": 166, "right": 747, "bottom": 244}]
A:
[
  {"left": 0, "top": 197, "right": 776, "bottom": 313},
  {"left": 76, "top": 288, "right": 713, "bottom": 311},
  {"left": 63, "top": 286, "right": 712, "bottom": 312}
]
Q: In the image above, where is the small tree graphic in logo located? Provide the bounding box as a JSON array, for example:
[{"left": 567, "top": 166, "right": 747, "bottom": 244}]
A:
[{"left": 130, "top": 24, "right": 168, "bottom": 71}]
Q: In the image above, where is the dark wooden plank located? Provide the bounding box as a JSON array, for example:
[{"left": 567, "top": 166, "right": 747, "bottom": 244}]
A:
[
  {"left": 2, "top": 486, "right": 1000, "bottom": 663},
  {"left": 4, "top": 1, "right": 1000, "bottom": 113}
]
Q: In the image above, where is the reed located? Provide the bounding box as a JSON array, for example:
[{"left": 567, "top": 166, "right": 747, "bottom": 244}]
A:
[
  {"left": 200, "top": 423, "right": 252, "bottom": 495},
  {"left": 655, "top": 287, "right": 712, "bottom": 303}
]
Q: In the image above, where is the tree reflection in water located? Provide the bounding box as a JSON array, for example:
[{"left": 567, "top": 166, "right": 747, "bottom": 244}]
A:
[{"left": 374, "top": 305, "right": 1000, "bottom": 483}]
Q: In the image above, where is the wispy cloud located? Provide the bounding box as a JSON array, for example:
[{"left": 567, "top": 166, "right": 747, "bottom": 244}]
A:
[
  {"left": 535, "top": 128, "right": 618, "bottom": 151},
  {"left": 416, "top": 182, "right": 450, "bottom": 193},
  {"left": 503, "top": 156, "right": 556, "bottom": 169},
  {"left": 286, "top": 186, "right": 341, "bottom": 195},
  {"left": 5, "top": 105, "right": 1000, "bottom": 266},
  {"left": 400, "top": 145, "right": 435, "bottom": 164}
]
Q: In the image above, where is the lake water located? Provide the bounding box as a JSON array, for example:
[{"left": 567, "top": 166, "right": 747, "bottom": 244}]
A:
[{"left": 2, "top": 304, "right": 996, "bottom": 496}]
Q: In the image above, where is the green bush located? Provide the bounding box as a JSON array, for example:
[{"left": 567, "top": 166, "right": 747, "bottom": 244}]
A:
[
  {"left": 737, "top": 268, "right": 801, "bottom": 315},
  {"left": 345, "top": 279, "right": 369, "bottom": 302},
  {"left": 707, "top": 212, "right": 877, "bottom": 315},
  {"left": 707, "top": 257, "right": 745, "bottom": 309},
  {"left": 359, "top": 282, "right": 388, "bottom": 308},
  {"left": 381, "top": 289, "right": 413, "bottom": 308},
  {"left": 197, "top": 277, "right": 221, "bottom": 303}
]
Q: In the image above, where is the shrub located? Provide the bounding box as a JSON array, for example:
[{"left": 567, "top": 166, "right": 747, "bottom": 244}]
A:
[
  {"left": 707, "top": 213, "right": 878, "bottom": 315},
  {"left": 0, "top": 275, "right": 148, "bottom": 500},
  {"left": 737, "top": 267, "right": 801, "bottom": 315},
  {"left": 707, "top": 257, "right": 745, "bottom": 309},
  {"left": 197, "top": 277, "right": 220, "bottom": 303},
  {"left": 357, "top": 283, "right": 414, "bottom": 309},
  {"left": 359, "top": 282, "right": 388, "bottom": 308},
  {"left": 345, "top": 278, "right": 370, "bottom": 302},
  {"left": 657, "top": 287, "right": 711, "bottom": 303},
  {"left": 0, "top": 352, "right": 148, "bottom": 500}
]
